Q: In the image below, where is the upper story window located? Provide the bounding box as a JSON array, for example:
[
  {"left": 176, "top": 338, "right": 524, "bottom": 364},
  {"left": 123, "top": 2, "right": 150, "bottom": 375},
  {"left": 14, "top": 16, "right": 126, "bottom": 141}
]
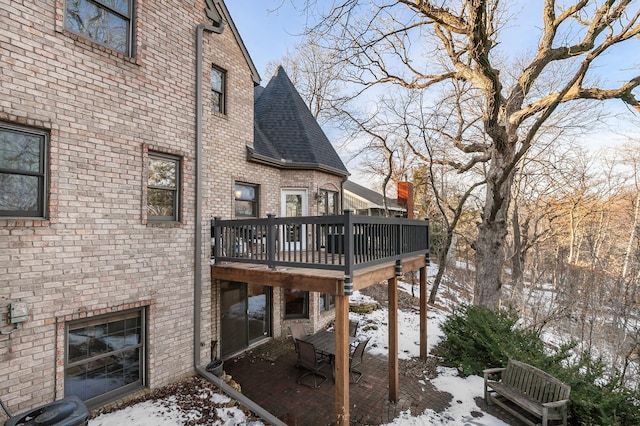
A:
[
  {"left": 0, "top": 123, "right": 48, "bottom": 218},
  {"left": 211, "top": 66, "right": 226, "bottom": 114},
  {"left": 234, "top": 182, "right": 258, "bottom": 218},
  {"left": 319, "top": 189, "right": 339, "bottom": 215},
  {"left": 147, "top": 153, "right": 180, "bottom": 222},
  {"left": 64, "top": 0, "right": 135, "bottom": 56}
]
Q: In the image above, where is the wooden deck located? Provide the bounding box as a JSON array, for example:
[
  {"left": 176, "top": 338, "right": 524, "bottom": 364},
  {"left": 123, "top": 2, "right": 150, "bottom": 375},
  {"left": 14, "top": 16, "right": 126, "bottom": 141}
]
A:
[{"left": 211, "top": 254, "right": 427, "bottom": 295}]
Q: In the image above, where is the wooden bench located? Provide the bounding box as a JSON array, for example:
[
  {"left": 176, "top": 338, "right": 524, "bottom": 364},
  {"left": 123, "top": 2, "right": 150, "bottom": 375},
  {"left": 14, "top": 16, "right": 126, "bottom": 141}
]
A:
[{"left": 484, "top": 359, "right": 570, "bottom": 426}]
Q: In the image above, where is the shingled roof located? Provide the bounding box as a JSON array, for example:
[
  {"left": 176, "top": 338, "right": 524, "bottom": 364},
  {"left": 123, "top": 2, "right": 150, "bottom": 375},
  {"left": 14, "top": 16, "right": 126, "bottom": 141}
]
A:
[
  {"left": 343, "top": 180, "right": 404, "bottom": 212},
  {"left": 249, "top": 66, "right": 349, "bottom": 177}
]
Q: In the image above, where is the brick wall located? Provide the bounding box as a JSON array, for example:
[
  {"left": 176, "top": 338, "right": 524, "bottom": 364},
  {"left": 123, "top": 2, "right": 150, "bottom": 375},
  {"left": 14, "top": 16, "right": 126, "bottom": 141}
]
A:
[{"left": 0, "top": 0, "right": 256, "bottom": 413}]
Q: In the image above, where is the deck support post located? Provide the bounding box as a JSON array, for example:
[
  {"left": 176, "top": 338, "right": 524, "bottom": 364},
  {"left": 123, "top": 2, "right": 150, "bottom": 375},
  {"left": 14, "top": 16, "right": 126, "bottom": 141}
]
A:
[
  {"left": 335, "top": 294, "right": 350, "bottom": 425},
  {"left": 419, "top": 265, "right": 428, "bottom": 359},
  {"left": 388, "top": 275, "right": 399, "bottom": 402}
]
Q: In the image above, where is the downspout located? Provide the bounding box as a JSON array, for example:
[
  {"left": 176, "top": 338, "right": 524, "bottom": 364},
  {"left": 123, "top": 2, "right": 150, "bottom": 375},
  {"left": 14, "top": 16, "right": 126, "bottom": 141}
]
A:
[{"left": 193, "top": 20, "right": 287, "bottom": 426}]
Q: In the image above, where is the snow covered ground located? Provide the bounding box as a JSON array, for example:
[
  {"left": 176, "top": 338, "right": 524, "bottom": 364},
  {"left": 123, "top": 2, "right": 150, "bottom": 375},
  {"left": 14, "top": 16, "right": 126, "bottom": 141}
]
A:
[{"left": 91, "top": 265, "right": 510, "bottom": 425}]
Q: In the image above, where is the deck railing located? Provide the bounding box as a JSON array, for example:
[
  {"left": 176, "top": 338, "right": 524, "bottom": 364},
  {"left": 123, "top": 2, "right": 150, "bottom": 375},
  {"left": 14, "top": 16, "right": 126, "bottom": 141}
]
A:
[{"left": 211, "top": 211, "right": 429, "bottom": 292}]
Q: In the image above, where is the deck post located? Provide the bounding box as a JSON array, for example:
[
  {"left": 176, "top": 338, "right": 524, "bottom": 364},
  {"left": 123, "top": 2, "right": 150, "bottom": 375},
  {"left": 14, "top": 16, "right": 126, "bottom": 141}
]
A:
[
  {"left": 335, "top": 294, "right": 350, "bottom": 425},
  {"left": 266, "top": 214, "right": 276, "bottom": 270},
  {"left": 419, "top": 265, "right": 428, "bottom": 359},
  {"left": 388, "top": 275, "right": 399, "bottom": 402}
]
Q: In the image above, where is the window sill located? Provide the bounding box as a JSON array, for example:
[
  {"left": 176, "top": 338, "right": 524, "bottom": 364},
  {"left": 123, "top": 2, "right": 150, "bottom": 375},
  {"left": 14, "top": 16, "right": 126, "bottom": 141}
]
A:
[
  {"left": 146, "top": 220, "right": 184, "bottom": 228},
  {"left": 0, "top": 218, "right": 50, "bottom": 227}
]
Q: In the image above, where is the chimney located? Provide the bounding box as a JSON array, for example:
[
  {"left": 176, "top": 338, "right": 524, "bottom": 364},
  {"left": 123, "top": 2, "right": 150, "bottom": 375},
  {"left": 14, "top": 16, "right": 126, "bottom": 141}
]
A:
[{"left": 397, "top": 181, "right": 414, "bottom": 219}]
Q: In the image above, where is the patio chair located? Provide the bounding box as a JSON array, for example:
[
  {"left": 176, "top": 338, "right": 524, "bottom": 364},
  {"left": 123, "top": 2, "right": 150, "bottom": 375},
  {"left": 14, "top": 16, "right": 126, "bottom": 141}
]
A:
[
  {"left": 288, "top": 323, "right": 307, "bottom": 354},
  {"left": 349, "top": 337, "right": 371, "bottom": 384},
  {"left": 349, "top": 320, "right": 359, "bottom": 338},
  {"left": 296, "top": 340, "right": 329, "bottom": 389}
]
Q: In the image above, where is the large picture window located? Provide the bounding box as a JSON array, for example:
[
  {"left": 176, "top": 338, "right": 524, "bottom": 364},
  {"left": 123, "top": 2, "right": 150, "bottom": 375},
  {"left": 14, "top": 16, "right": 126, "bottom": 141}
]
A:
[
  {"left": 65, "top": 309, "right": 145, "bottom": 406},
  {"left": 211, "top": 66, "right": 226, "bottom": 113},
  {"left": 147, "top": 153, "right": 180, "bottom": 222},
  {"left": 234, "top": 182, "right": 258, "bottom": 218},
  {"left": 0, "top": 123, "right": 47, "bottom": 218},
  {"left": 64, "top": 0, "right": 135, "bottom": 56}
]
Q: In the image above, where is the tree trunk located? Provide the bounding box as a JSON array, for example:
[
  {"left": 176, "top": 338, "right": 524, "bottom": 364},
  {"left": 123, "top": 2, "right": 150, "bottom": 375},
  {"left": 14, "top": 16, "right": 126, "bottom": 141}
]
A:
[
  {"left": 509, "top": 205, "right": 525, "bottom": 309},
  {"left": 474, "top": 146, "right": 514, "bottom": 310},
  {"left": 428, "top": 226, "right": 455, "bottom": 304}
]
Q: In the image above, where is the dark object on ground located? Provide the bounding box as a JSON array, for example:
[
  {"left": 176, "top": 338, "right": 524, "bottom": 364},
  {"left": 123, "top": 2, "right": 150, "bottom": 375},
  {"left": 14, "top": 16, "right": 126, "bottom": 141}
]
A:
[
  {"left": 206, "top": 359, "right": 224, "bottom": 377},
  {"left": 4, "top": 396, "right": 89, "bottom": 426}
]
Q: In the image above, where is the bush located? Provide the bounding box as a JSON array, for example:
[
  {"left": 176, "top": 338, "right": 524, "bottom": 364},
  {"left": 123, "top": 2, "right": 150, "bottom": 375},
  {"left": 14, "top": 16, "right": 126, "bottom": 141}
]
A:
[
  {"left": 432, "top": 304, "right": 545, "bottom": 376},
  {"left": 434, "top": 304, "right": 640, "bottom": 425}
]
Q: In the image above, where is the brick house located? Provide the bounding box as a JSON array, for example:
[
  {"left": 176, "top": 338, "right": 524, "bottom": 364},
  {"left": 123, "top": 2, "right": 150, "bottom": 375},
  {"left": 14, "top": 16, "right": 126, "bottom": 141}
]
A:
[
  {"left": 0, "top": 0, "right": 338, "bottom": 412},
  {"left": 216, "top": 65, "right": 350, "bottom": 358},
  {"left": 1, "top": 0, "right": 429, "bottom": 422}
]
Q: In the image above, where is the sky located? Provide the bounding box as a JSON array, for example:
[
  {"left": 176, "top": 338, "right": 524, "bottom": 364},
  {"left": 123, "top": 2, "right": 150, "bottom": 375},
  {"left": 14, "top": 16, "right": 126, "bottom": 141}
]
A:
[
  {"left": 225, "top": 1, "right": 310, "bottom": 81},
  {"left": 225, "top": 0, "right": 639, "bottom": 182}
]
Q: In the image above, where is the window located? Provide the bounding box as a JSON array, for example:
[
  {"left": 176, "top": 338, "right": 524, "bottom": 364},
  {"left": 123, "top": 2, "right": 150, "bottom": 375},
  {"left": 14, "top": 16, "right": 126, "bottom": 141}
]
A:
[
  {"left": 320, "top": 293, "right": 335, "bottom": 313},
  {"left": 211, "top": 66, "right": 226, "bottom": 113},
  {"left": 234, "top": 182, "right": 258, "bottom": 218},
  {"left": 64, "top": 0, "right": 135, "bottom": 56},
  {"left": 284, "top": 289, "right": 309, "bottom": 319},
  {"left": 65, "top": 309, "right": 145, "bottom": 406},
  {"left": 0, "top": 123, "right": 48, "bottom": 218},
  {"left": 319, "top": 189, "right": 339, "bottom": 215},
  {"left": 147, "top": 153, "right": 180, "bottom": 221}
]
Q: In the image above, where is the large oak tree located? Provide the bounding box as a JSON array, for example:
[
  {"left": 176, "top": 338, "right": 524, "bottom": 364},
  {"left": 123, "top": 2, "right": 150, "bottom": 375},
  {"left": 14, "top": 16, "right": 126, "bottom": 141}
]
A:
[{"left": 303, "top": 0, "right": 640, "bottom": 309}]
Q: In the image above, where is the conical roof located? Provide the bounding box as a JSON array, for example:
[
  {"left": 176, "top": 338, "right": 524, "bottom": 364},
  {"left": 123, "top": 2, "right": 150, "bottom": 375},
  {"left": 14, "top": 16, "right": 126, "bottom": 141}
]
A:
[{"left": 251, "top": 66, "right": 349, "bottom": 176}]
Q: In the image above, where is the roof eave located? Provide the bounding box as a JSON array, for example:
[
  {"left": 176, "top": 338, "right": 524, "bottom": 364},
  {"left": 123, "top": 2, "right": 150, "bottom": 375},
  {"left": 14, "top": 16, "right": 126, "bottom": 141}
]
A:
[{"left": 247, "top": 148, "right": 350, "bottom": 177}]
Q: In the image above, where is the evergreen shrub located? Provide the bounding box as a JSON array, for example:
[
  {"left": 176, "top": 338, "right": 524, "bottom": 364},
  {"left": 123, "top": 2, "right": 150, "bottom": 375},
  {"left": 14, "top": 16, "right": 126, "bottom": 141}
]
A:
[{"left": 433, "top": 304, "right": 640, "bottom": 425}]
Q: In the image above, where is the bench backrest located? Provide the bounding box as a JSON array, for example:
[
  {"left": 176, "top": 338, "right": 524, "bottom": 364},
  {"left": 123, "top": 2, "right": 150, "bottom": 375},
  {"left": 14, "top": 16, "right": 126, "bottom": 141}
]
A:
[{"left": 503, "top": 359, "right": 571, "bottom": 403}]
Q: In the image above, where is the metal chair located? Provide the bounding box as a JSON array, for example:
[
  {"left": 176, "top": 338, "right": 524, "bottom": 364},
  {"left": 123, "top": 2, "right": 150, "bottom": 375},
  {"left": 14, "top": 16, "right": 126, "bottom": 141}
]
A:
[
  {"left": 348, "top": 320, "right": 359, "bottom": 338},
  {"left": 296, "top": 340, "right": 328, "bottom": 389},
  {"left": 288, "top": 323, "right": 307, "bottom": 353},
  {"left": 349, "top": 337, "right": 371, "bottom": 384}
]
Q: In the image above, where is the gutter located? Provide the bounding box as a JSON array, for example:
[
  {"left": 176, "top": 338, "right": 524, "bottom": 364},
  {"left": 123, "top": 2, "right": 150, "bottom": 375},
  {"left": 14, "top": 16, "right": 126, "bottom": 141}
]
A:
[{"left": 247, "top": 146, "right": 349, "bottom": 177}]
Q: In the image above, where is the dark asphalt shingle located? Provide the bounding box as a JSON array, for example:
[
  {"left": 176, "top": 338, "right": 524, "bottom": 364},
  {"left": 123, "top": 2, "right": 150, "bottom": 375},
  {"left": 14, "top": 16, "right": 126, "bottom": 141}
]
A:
[{"left": 252, "top": 66, "right": 349, "bottom": 176}]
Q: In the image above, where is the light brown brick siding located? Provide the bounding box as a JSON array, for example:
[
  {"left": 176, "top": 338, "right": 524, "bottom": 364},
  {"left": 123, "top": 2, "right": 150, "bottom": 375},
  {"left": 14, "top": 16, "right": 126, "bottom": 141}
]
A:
[
  {"left": 0, "top": 0, "right": 246, "bottom": 412},
  {"left": 1, "top": 0, "right": 346, "bottom": 413}
]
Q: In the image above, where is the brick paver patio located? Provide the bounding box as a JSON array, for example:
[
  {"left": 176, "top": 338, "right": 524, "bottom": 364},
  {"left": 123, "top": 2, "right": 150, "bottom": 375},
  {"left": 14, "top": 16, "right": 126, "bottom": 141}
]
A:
[{"left": 223, "top": 338, "right": 524, "bottom": 425}]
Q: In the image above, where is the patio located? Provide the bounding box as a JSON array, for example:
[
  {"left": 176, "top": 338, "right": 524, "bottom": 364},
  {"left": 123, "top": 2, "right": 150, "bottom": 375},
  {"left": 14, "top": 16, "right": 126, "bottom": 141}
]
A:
[
  {"left": 223, "top": 337, "right": 448, "bottom": 425},
  {"left": 223, "top": 336, "right": 526, "bottom": 425}
]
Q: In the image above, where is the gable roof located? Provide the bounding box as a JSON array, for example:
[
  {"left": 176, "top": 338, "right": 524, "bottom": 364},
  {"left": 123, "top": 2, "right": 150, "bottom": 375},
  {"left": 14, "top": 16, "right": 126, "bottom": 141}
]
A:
[
  {"left": 343, "top": 180, "right": 404, "bottom": 211},
  {"left": 249, "top": 66, "right": 349, "bottom": 177},
  {"left": 215, "top": 0, "right": 260, "bottom": 85}
]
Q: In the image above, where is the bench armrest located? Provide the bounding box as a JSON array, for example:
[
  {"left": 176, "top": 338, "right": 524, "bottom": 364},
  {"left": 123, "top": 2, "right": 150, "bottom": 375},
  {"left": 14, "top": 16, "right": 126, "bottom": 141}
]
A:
[
  {"left": 542, "top": 399, "right": 570, "bottom": 409},
  {"left": 483, "top": 367, "right": 505, "bottom": 379}
]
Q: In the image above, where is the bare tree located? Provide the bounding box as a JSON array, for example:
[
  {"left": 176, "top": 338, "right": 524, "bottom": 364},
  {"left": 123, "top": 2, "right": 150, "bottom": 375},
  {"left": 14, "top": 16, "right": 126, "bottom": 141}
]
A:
[
  {"left": 301, "top": 0, "right": 640, "bottom": 309},
  {"left": 265, "top": 36, "right": 347, "bottom": 126}
]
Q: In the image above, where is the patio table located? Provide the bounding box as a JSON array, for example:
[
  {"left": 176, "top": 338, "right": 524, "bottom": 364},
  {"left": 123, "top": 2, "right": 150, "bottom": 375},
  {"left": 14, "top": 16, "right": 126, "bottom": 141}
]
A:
[
  {"left": 302, "top": 330, "right": 357, "bottom": 381},
  {"left": 302, "top": 330, "right": 357, "bottom": 358}
]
